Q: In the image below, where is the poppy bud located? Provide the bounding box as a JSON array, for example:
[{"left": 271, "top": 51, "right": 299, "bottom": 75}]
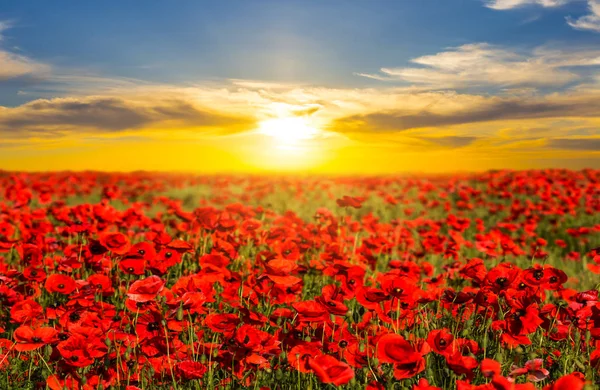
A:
[
  {"left": 495, "top": 350, "right": 504, "bottom": 362},
  {"left": 212, "top": 349, "right": 218, "bottom": 358},
  {"left": 371, "top": 358, "right": 379, "bottom": 366},
  {"left": 105, "top": 337, "right": 111, "bottom": 347},
  {"left": 528, "top": 352, "right": 537, "bottom": 360},
  {"left": 417, "top": 328, "right": 427, "bottom": 338},
  {"left": 200, "top": 354, "right": 207, "bottom": 364},
  {"left": 345, "top": 311, "right": 353, "bottom": 320},
  {"left": 177, "top": 305, "right": 184, "bottom": 321}
]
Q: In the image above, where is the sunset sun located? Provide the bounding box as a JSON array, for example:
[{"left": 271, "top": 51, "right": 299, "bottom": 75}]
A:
[{"left": 257, "top": 117, "right": 320, "bottom": 145}]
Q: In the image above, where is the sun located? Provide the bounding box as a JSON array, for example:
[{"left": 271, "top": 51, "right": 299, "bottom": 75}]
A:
[{"left": 257, "top": 117, "right": 320, "bottom": 145}]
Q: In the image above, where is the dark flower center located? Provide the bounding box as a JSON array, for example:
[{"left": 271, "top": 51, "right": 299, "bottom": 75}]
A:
[
  {"left": 496, "top": 277, "right": 507, "bottom": 286},
  {"left": 533, "top": 270, "right": 544, "bottom": 280},
  {"left": 147, "top": 322, "right": 160, "bottom": 331},
  {"left": 339, "top": 340, "right": 348, "bottom": 348}
]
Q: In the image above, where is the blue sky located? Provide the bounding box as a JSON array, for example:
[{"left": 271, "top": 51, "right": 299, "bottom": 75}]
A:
[
  {"left": 1, "top": 0, "right": 600, "bottom": 172},
  {"left": 1, "top": 0, "right": 598, "bottom": 97}
]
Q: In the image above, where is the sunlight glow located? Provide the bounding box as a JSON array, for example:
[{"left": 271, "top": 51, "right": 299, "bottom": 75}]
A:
[{"left": 257, "top": 117, "right": 320, "bottom": 145}]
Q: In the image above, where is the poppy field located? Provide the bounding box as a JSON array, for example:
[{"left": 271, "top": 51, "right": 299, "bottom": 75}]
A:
[{"left": 1, "top": 169, "right": 600, "bottom": 390}]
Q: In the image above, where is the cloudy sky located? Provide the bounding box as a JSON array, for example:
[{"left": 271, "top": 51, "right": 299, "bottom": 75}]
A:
[{"left": 1, "top": 0, "right": 600, "bottom": 173}]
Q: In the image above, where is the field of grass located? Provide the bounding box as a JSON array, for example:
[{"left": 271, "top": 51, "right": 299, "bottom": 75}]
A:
[{"left": 0, "top": 170, "right": 599, "bottom": 389}]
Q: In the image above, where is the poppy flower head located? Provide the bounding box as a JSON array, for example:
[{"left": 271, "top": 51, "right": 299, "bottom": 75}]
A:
[
  {"left": 45, "top": 274, "right": 76, "bottom": 295},
  {"left": 127, "top": 275, "right": 165, "bottom": 303},
  {"left": 13, "top": 325, "right": 58, "bottom": 351},
  {"left": 99, "top": 232, "right": 131, "bottom": 255}
]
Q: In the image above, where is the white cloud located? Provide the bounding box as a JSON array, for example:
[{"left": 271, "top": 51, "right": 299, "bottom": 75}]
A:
[
  {"left": 567, "top": 0, "right": 600, "bottom": 32},
  {"left": 484, "top": 0, "right": 570, "bottom": 10},
  {"left": 358, "top": 43, "right": 600, "bottom": 89},
  {"left": 0, "top": 20, "right": 50, "bottom": 81}
]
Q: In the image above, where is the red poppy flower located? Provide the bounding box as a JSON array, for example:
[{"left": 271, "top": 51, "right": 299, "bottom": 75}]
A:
[
  {"left": 480, "top": 358, "right": 501, "bottom": 377},
  {"left": 22, "top": 266, "right": 46, "bottom": 282},
  {"left": 336, "top": 195, "right": 364, "bottom": 209},
  {"left": 57, "top": 334, "right": 107, "bottom": 367},
  {"left": 119, "top": 258, "right": 146, "bottom": 275},
  {"left": 292, "top": 301, "right": 330, "bottom": 323},
  {"left": 177, "top": 360, "right": 207, "bottom": 379},
  {"left": 10, "top": 299, "right": 43, "bottom": 324},
  {"left": 127, "top": 275, "right": 165, "bottom": 302},
  {"left": 376, "top": 333, "right": 425, "bottom": 379},
  {"left": 13, "top": 326, "right": 58, "bottom": 351},
  {"left": 413, "top": 378, "right": 441, "bottom": 389},
  {"left": 204, "top": 313, "right": 240, "bottom": 335},
  {"left": 99, "top": 232, "right": 131, "bottom": 255},
  {"left": 316, "top": 285, "right": 348, "bottom": 316},
  {"left": 87, "top": 273, "right": 114, "bottom": 294},
  {"left": 543, "top": 373, "right": 585, "bottom": 390},
  {"left": 126, "top": 241, "right": 156, "bottom": 260},
  {"left": 264, "top": 258, "right": 302, "bottom": 286},
  {"left": 45, "top": 274, "right": 76, "bottom": 294},
  {"left": 427, "top": 329, "right": 455, "bottom": 356},
  {"left": 356, "top": 287, "right": 389, "bottom": 310},
  {"left": 308, "top": 354, "right": 355, "bottom": 386}
]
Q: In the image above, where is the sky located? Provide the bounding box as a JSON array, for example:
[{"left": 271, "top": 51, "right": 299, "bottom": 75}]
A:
[{"left": 1, "top": 0, "right": 600, "bottom": 173}]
